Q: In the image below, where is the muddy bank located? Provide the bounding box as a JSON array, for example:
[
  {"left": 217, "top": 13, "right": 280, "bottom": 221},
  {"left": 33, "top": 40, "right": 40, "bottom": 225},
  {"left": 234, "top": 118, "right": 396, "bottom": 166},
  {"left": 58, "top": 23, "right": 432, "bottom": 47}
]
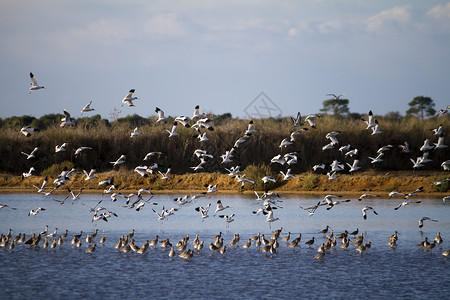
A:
[{"left": 0, "top": 170, "right": 448, "bottom": 195}]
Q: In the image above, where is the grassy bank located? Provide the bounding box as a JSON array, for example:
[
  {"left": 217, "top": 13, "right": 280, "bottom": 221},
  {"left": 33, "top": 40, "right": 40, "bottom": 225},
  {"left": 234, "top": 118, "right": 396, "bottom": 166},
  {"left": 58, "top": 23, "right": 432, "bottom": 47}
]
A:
[{"left": 1, "top": 115, "right": 449, "bottom": 176}]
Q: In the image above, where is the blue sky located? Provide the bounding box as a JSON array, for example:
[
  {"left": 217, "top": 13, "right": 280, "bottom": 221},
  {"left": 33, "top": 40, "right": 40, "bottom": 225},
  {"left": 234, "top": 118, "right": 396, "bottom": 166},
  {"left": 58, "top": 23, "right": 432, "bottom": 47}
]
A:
[{"left": 1, "top": 0, "right": 449, "bottom": 120}]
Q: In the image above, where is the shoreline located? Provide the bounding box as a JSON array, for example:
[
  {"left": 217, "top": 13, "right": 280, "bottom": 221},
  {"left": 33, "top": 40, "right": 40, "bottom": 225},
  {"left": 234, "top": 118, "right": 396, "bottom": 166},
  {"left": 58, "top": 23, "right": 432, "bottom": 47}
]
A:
[{"left": 0, "top": 170, "right": 448, "bottom": 196}]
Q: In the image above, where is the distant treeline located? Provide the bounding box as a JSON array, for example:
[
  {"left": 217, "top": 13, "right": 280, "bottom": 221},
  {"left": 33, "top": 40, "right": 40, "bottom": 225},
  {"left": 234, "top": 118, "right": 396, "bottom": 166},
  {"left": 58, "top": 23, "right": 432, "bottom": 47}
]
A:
[{"left": 0, "top": 113, "right": 449, "bottom": 176}]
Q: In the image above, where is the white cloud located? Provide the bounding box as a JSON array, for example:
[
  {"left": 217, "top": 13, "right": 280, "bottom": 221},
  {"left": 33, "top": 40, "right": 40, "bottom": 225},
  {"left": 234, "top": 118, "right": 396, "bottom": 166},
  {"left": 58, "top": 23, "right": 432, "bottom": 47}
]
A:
[
  {"left": 426, "top": 2, "right": 450, "bottom": 20},
  {"left": 143, "top": 13, "right": 187, "bottom": 37},
  {"left": 366, "top": 5, "right": 411, "bottom": 34},
  {"left": 425, "top": 2, "right": 450, "bottom": 32},
  {"left": 317, "top": 20, "right": 343, "bottom": 34}
]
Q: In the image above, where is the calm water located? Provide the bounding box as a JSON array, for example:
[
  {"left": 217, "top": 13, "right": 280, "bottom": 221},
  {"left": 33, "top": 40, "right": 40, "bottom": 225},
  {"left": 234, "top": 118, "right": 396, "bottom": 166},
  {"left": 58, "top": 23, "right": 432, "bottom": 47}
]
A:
[{"left": 0, "top": 192, "right": 449, "bottom": 299}]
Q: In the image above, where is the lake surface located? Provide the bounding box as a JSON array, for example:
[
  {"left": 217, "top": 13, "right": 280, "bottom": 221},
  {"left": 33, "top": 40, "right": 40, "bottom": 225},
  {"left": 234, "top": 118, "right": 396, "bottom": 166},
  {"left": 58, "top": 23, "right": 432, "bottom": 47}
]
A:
[{"left": 0, "top": 192, "right": 449, "bottom": 299}]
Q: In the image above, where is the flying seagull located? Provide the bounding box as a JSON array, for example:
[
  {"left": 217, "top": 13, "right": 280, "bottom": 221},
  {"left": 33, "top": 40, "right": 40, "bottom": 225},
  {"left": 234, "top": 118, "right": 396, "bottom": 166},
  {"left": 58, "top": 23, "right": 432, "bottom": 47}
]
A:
[
  {"left": 122, "top": 89, "right": 138, "bottom": 106},
  {"left": 81, "top": 101, "right": 95, "bottom": 114},
  {"left": 29, "top": 72, "right": 45, "bottom": 93}
]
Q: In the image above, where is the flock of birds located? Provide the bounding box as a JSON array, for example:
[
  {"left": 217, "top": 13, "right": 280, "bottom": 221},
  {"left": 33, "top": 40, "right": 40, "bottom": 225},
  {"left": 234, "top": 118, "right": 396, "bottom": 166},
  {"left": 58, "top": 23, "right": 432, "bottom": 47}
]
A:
[
  {"left": 1, "top": 73, "right": 450, "bottom": 259},
  {"left": 1, "top": 225, "right": 448, "bottom": 260}
]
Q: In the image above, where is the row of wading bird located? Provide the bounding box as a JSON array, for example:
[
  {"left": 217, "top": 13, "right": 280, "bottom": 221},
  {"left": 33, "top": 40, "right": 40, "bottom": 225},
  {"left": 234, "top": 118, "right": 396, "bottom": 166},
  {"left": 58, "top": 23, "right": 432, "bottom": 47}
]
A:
[{"left": 1, "top": 226, "right": 448, "bottom": 260}]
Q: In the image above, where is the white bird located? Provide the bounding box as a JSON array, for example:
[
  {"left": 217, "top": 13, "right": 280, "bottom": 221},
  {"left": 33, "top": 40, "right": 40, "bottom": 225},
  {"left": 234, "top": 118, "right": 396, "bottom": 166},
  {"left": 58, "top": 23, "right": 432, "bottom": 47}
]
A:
[
  {"left": 192, "top": 105, "right": 202, "bottom": 119},
  {"left": 122, "top": 89, "right": 138, "bottom": 106},
  {"left": 441, "top": 160, "right": 450, "bottom": 170},
  {"left": 323, "top": 194, "right": 350, "bottom": 209},
  {"left": 377, "top": 145, "right": 393, "bottom": 154},
  {"left": 432, "top": 178, "right": 449, "bottom": 186},
  {"left": 29, "top": 72, "right": 45, "bottom": 93},
  {"left": 221, "top": 149, "right": 235, "bottom": 164},
  {"left": 110, "top": 192, "right": 123, "bottom": 202},
  {"left": 262, "top": 176, "right": 276, "bottom": 184},
  {"left": 166, "top": 122, "right": 179, "bottom": 138},
  {"left": 130, "top": 127, "right": 142, "bottom": 138},
  {"left": 196, "top": 132, "right": 209, "bottom": 142},
  {"left": 143, "top": 151, "right": 162, "bottom": 161},
  {"left": 434, "top": 134, "right": 448, "bottom": 149},
  {"left": 152, "top": 208, "right": 166, "bottom": 221},
  {"left": 192, "top": 118, "right": 214, "bottom": 132},
  {"left": 245, "top": 120, "right": 258, "bottom": 135},
  {"left": 55, "top": 143, "right": 68, "bottom": 153},
  {"left": 330, "top": 160, "right": 345, "bottom": 173},
  {"left": 299, "top": 201, "right": 321, "bottom": 216},
  {"left": 431, "top": 124, "right": 443, "bottom": 136},
  {"left": 371, "top": 120, "right": 383, "bottom": 135},
  {"left": 174, "top": 116, "right": 191, "bottom": 128},
  {"left": 20, "top": 126, "right": 38, "bottom": 137},
  {"left": 322, "top": 142, "right": 335, "bottom": 151},
  {"left": 325, "top": 131, "right": 340, "bottom": 145},
  {"left": 28, "top": 207, "right": 45, "bottom": 216},
  {"left": 191, "top": 159, "right": 207, "bottom": 171},
  {"left": 270, "top": 154, "right": 286, "bottom": 165},
  {"left": 81, "top": 101, "right": 94, "bottom": 114},
  {"left": 290, "top": 128, "right": 308, "bottom": 142},
  {"left": 279, "top": 138, "right": 293, "bottom": 149},
  {"left": 53, "top": 168, "right": 75, "bottom": 186},
  {"left": 280, "top": 169, "right": 298, "bottom": 181},
  {"left": 235, "top": 175, "right": 255, "bottom": 188},
  {"left": 33, "top": 177, "right": 48, "bottom": 193},
  {"left": 347, "top": 159, "right": 361, "bottom": 173},
  {"left": 83, "top": 169, "right": 97, "bottom": 181},
  {"left": 60, "top": 110, "right": 76, "bottom": 127},
  {"left": 368, "top": 152, "right": 384, "bottom": 165},
  {"left": 155, "top": 107, "right": 168, "bottom": 122},
  {"left": 65, "top": 188, "right": 83, "bottom": 202},
  {"left": 361, "top": 110, "right": 376, "bottom": 130},
  {"left": 410, "top": 157, "right": 424, "bottom": 170},
  {"left": 394, "top": 199, "right": 421, "bottom": 210},
  {"left": 362, "top": 206, "right": 378, "bottom": 220},
  {"left": 398, "top": 141, "right": 411, "bottom": 153},
  {"left": 388, "top": 190, "right": 404, "bottom": 198},
  {"left": 219, "top": 214, "right": 235, "bottom": 227},
  {"left": 158, "top": 167, "right": 171, "bottom": 180},
  {"left": 418, "top": 217, "right": 438, "bottom": 228},
  {"left": 442, "top": 195, "right": 449, "bottom": 205},
  {"left": 110, "top": 154, "right": 126, "bottom": 167},
  {"left": 263, "top": 206, "right": 279, "bottom": 224},
  {"left": 420, "top": 138, "right": 434, "bottom": 152},
  {"left": 234, "top": 135, "right": 249, "bottom": 148},
  {"left": 134, "top": 165, "right": 149, "bottom": 177},
  {"left": 312, "top": 164, "right": 326, "bottom": 172},
  {"left": 21, "top": 147, "right": 39, "bottom": 159},
  {"left": 305, "top": 114, "right": 320, "bottom": 128},
  {"left": 136, "top": 197, "right": 155, "bottom": 212},
  {"left": 358, "top": 193, "right": 379, "bottom": 201},
  {"left": 291, "top": 112, "right": 303, "bottom": 127},
  {"left": 327, "top": 171, "right": 337, "bottom": 180},
  {"left": 103, "top": 185, "right": 116, "bottom": 194},
  {"left": 205, "top": 184, "right": 218, "bottom": 193},
  {"left": 214, "top": 200, "right": 230, "bottom": 216},
  {"left": 224, "top": 165, "right": 241, "bottom": 177},
  {"left": 195, "top": 203, "right": 212, "bottom": 219},
  {"left": 47, "top": 228, "right": 58, "bottom": 238},
  {"left": 435, "top": 106, "right": 450, "bottom": 117},
  {"left": 22, "top": 167, "right": 35, "bottom": 178},
  {"left": 74, "top": 146, "right": 92, "bottom": 156},
  {"left": 345, "top": 148, "right": 358, "bottom": 157},
  {"left": 403, "top": 186, "right": 424, "bottom": 199}
]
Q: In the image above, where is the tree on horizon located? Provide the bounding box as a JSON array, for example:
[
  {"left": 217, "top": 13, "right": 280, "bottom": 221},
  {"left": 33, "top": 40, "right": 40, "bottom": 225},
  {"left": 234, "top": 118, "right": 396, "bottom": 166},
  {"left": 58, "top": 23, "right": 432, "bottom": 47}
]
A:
[{"left": 406, "top": 96, "right": 436, "bottom": 120}]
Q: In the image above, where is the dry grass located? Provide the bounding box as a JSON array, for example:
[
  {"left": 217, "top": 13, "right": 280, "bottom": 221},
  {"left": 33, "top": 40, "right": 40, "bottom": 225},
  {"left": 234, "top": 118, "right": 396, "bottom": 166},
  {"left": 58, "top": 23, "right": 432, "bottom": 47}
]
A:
[{"left": 0, "top": 115, "right": 449, "bottom": 192}]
